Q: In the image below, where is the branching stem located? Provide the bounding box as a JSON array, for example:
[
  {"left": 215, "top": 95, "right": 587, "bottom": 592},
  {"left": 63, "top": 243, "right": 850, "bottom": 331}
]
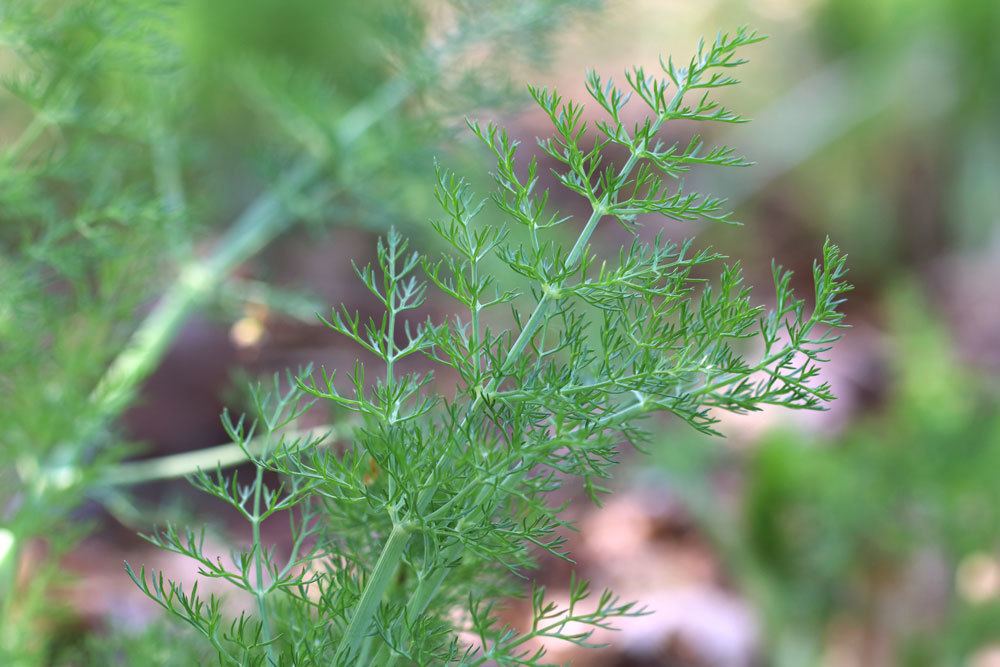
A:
[{"left": 380, "top": 80, "right": 689, "bottom": 665}]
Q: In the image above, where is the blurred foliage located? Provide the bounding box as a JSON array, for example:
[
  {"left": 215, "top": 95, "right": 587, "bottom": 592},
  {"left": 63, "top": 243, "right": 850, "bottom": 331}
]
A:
[
  {"left": 54, "top": 621, "right": 210, "bottom": 666},
  {"left": 0, "top": 0, "right": 597, "bottom": 663},
  {"left": 652, "top": 0, "right": 1000, "bottom": 289},
  {"left": 651, "top": 285, "right": 1000, "bottom": 664},
  {"left": 789, "top": 0, "right": 1000, "bottom": 264},
  {"left": 606, "top": 0, "right": 1000, "bottom": 662}
]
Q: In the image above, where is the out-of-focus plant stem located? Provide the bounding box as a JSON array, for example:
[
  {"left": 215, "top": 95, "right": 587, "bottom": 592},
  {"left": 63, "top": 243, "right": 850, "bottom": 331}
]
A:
[
  {"left": 0, "top": 80, "right": 413, "bottom": 631},
  {"left": 100, "top": 423, "right": 348, "bottom": 486},
  {"left": 93, "top": 76, "right": 414, "bottom": 424}
]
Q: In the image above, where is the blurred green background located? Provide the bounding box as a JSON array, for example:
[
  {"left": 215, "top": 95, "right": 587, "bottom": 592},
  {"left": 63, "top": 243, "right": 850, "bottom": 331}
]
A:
[
  {"left": 1, "top": 0, "right": 999, "bottom": 665},
  {"left": 564, "top": 1, "right": 1000, "bottom": 665}
]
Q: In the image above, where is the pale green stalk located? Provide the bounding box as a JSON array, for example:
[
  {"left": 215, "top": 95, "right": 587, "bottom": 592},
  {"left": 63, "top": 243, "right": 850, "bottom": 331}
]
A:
[
  {"left": 334, "top": 522, "right": 412, "bottom": 663},
  {"left": 4, "top": 114, "right": 49, "bottom": 164},
  {"left": 250, "top": 462, "right": 278, "bottom": 666},
  {"left": 101, "top": 425, "right": 341, "bottom": 487},
  {"left": 91, "top": 74, "right": 413, "bottom": 427},
  {"left": 0, "top": 527, "right": 16, "bottom": 654}
]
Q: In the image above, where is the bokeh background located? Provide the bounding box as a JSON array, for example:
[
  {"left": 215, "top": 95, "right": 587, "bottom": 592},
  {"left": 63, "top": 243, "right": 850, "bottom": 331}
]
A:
[{"left": 2, "top": 0, "right": 999, "bottom": 664}]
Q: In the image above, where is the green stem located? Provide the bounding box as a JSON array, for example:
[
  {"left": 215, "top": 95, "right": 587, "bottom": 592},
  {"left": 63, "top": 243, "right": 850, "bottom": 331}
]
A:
[
  {"left": 250, "top": 463, "right": 277, "bottom": 666},
  {"left": 480, "top": 202, "right": 606, "bottom": 400},
  {"left": 335, "top": 522, "right": 411, "bottom": 664},
  {"left": 5, "top": 114, "right": 49, "bottom": 163},
  {"left": 90, "top": 75, "right": 415, "bottom": 433},
  {"left": 91, "top": 159, "right": 319, "bottom": 421},
  {"left": 474, "top": 143, "right": 647, "bottom": 408},
  {"left": 151, "top": 111, "right": 187, "bottom": 219},
  {"left": 100, "top": 425, "right": 344, "bottom": 487},
  {"left": 386, "top": 299, "right": 397, "bottom": 395},
  {"left": 469, "top": 248, "right": 482, "bottom": 377}
]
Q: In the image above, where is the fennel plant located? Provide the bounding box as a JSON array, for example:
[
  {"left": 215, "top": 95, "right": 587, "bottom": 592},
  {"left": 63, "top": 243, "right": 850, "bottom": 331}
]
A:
[{"left": 128, "top": 28, "right": 850, "bottom": 665}]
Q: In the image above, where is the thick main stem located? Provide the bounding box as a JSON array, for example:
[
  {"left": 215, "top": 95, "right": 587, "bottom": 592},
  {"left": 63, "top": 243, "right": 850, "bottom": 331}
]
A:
[{"left": 334, "top": 523, "right": 411, "bottom": 663}]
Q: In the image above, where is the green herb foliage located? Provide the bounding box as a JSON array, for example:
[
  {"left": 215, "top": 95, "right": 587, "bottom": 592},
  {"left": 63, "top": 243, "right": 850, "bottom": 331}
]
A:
[{"left": 128, "top": 28, "right": 850, "bottom": 665}]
